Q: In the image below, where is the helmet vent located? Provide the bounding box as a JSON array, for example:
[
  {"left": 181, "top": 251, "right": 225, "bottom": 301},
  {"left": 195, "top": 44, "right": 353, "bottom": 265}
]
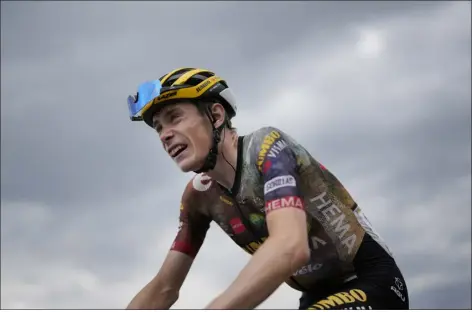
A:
[{"left": 186, "top": 73, "right": 213, "bottom": 86}]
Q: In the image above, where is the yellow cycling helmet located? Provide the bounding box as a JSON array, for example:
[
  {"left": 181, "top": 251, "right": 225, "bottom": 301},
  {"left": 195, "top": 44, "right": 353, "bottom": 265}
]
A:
[{"left": 128, "top": 67, "right": 237, "bottom": 128}]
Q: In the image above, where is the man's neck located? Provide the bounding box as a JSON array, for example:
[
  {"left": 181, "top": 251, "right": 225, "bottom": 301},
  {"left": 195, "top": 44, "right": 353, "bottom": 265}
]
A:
[{"left": 206, "top": 130, "right": 239, "bottom": 191}]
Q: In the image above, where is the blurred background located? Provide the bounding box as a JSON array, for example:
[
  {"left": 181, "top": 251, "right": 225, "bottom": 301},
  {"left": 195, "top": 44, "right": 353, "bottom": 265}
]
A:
[{"left": 1, "top": 1, "right": 470, "bottom": 309}]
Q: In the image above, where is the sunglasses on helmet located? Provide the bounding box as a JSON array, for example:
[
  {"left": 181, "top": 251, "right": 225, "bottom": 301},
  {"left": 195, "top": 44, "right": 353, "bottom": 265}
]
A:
[{"left": 127, "top": 80, "right": 162, "bottom": 121}]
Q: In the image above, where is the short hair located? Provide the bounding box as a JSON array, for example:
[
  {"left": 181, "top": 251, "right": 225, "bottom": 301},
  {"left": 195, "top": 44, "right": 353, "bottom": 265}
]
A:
[{"left": 195, "top": 100, "right": 236, "bottom": 131}]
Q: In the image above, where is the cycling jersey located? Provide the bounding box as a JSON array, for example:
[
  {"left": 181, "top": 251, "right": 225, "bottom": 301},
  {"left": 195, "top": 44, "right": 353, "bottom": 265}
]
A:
[
  {"left": 299, "top": 232, "right": 409, "bottom": 309},
  {"left": 170, "top": 126, "right": 408, "bottom": 307}
]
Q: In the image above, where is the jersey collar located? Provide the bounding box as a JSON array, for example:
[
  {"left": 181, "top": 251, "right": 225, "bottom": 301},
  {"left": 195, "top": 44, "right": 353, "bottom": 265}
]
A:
[{"left": 228, "top": 135, "right": 244, "bottom": 195}]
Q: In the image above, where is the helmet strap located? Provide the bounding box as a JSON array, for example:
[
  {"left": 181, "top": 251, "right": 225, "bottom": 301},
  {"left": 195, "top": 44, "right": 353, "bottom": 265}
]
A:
[{"left": 193, "top": 110, "right": 224, "bottom": 174}]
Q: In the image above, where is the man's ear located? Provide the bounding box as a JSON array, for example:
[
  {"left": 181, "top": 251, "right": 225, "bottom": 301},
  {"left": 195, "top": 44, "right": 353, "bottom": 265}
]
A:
[{"left": 210, "top": 102, "right": 227, "bottom": 128}]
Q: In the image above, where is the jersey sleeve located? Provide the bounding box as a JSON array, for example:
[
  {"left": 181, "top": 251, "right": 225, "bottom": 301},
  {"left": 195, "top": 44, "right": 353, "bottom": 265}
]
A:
[
  {"left": 254, "top": 127, "right": 306, "bottom": 215},
  {"left": 170, "top": 182, "right": 212, "bottom": 258}
]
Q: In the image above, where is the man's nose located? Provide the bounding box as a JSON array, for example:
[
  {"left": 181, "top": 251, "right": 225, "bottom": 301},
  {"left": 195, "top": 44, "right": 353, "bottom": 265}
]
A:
[{"left": 160, "top": 128, "right": 174, "bottom": 142}]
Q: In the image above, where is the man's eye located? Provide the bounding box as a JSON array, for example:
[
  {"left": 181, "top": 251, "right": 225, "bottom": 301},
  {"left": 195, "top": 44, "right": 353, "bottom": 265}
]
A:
[{"left": 170, "top": 114, "right": 180, "bottom": 122}]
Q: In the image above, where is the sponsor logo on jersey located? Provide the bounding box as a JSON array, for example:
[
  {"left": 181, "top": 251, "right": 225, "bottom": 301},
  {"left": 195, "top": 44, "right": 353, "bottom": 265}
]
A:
[
  {"left": 309, "top": 192, "right": 357, "bottom": 255},
  {"left": 293, "top": 263, "right": 323, "bottom": 276},
  {"left": 249, "top": 213, "right": 265, "bottom": 227},
  {"left": 230, "top": 218, "right": 245, "bottom": 234},
  {"left": 265, "top": 196, "right": 304, "bottom": 213},
  {"left": 390, "top": 286, "right": 406, "bottom": 302},
  {"left": 192, "top": 173, "right": 212, "bottom": 191},
  {"left": 264, "top": 175, "right": 296, "bottom": 194},
  {"left": 344, "top": 306, "right": 373, "bottom": 310},
  {"left": 310, "top": 235, "right": 328, "bottom": 249},
  {"left": 180, "top": 203, "right": 184, "bottom": 211},
  {"left": 309, "top": 289, "right": 368, "bottom": 310},
  {"left": 257, "top": 130, "right": 281, "bottom": 171},
  {"left": 394, "top": 277, "right": 404, "bottom": 290},
  {"left": 260, "top": 139, "right": 289, "bottom": 173},
  {"left": 390, "top": 277, "right": 406, "bottom": 302},
  {"left": 243, "top": 237, "right": 268, "bottom": 254},
  {"left": 267, "top": 139, "right": 288, "bottom": 158},
  {"left": 219, "top": 195, "right": 233, "bottom": 206},
  {"left": 218, "top": 222, "right": 234, "bottom": 237}
]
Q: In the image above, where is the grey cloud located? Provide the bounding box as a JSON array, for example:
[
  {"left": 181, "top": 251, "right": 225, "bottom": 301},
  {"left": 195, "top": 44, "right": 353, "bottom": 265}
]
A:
[
  {"left": 1, "top": 1, "right": 436, "bottom": 63},
  {"left": 0, "top": 1, "right": 452, "bottom": 207},
  {"left": 410, "top": 280, "right": 471, "bottom": 309},
  {"left": 300, "top": 2, "right": 471, "bottom": 201}
]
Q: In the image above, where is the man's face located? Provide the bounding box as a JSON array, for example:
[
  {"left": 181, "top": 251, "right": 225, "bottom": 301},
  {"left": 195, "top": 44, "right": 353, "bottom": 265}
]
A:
[{"left": 152, "top": 101, "right": 212, "bottom": 172}]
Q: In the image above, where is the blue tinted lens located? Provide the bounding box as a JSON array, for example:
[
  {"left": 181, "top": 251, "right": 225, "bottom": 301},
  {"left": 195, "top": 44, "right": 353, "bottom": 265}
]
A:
[{"left": 127, "top": 80, "right": 162, "bottom": 120}]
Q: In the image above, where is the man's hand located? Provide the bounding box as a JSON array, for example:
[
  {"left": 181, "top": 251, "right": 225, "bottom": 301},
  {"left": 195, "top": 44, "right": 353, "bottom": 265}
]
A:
[
  {"left": 205, "top": 207, "right": 310, "bottom": 309},
  {"left": 126, "top": 251, "right": 194, "bottom": 309}
]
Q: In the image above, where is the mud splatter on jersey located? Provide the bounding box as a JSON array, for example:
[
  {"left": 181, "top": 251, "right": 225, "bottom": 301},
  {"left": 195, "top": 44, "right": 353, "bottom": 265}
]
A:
[{"left": 171, "top": 127, "right": 392, "bottom": 291}]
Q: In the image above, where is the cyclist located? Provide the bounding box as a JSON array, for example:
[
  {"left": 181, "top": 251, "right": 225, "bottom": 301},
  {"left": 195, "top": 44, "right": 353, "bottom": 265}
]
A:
[{"left": 125, "top": 68, "right": 409, "bottom": 310}]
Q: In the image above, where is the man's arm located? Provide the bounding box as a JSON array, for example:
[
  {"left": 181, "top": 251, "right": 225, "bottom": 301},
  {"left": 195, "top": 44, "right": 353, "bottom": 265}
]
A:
[
  {"left": 126, "top": 250, "right": 194, "bottom": 309},
  {"left": 206, "top": 127, "right": 311, "bottom": 309},
  {"left": 128, "top": 181, "right": 212, "bottom": 309},
  {"left": 206, "top": 208, "right": 309, "bottom": 309}
]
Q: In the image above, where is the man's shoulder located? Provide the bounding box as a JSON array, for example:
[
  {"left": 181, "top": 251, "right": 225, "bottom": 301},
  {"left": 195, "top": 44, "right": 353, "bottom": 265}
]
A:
[
  {"left": 178, "top": 173, "right": 217, "bottom": 216},
  {"left": 181, "top": 173, "right": 215, "bottom": 200},
  {"left": 190, "top": 172, "right": 215, "bottom": 192},
  {"left": 245, "top": 126, "right": 301, "bottom": 171},
  {"left": 246, "top": 126, "right": 301, "bottom": 147},
  {"left": 247, "top": 126, "right": 286, "bottom": 140}
]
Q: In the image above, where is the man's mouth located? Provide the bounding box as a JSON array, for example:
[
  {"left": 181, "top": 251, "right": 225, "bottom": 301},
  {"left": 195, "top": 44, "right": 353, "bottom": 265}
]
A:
[{"left": 169, "top": 144, "right": 188, "bottom": 158}]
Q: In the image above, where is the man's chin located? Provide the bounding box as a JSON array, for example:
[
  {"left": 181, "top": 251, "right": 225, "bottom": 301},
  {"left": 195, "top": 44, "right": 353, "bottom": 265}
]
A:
[{"left": 176, "top": 158, "right": 205, "bottom": 173}]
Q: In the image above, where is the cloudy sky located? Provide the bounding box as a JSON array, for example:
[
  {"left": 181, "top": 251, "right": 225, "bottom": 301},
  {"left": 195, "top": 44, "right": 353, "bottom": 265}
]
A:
[{"left": 1, "top": 1, "right": 470, "bottom": 309}]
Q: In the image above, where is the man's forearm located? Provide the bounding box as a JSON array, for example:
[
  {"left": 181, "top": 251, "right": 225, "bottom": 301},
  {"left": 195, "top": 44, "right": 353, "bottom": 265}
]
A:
[
  {"left": 205, "top": 236, "right": 308, "bottom": 309},
  {"left": 126, "top": 279, "right": 178, "bottom": 310}
]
